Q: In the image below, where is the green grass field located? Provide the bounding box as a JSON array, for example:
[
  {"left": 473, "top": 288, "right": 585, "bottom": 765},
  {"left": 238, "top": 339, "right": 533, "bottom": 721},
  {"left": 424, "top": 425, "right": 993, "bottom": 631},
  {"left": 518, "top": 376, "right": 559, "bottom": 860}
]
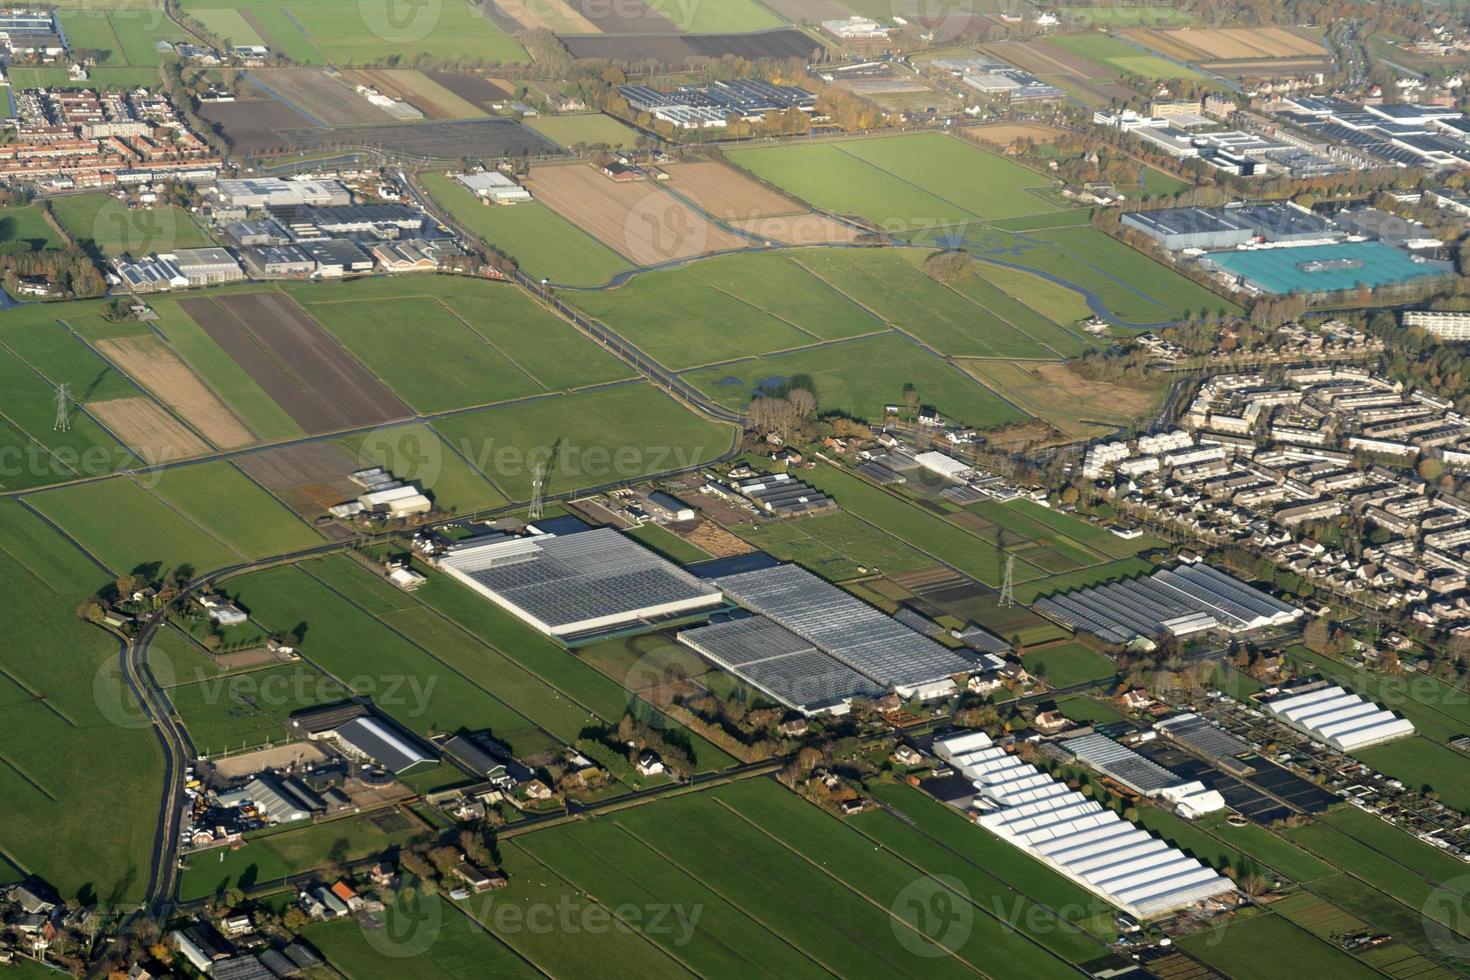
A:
[
  {"left": 727, "top": 133, "right": 1061, "bottom": 232},
  {"left": 0, "top": 502, "right": 162, "bottom": 906},
  {"left": 420, "top": 172, "right": 631, "bottom": 287},
  {"left": 1050, "top": 33, "right": 1205, "bottom": 79},
  {"left": 732, "top": 510, "right": 934, "bottom": 581},
  {"left": 1058, "top": 5, "right": 1195, "bottom": 24},
  {"left": 0, "top": 205, "right": 63, "bottom": 251},
  {"left": 299, "top": 294, "right": 543, "bottom": 413},
  {"left": 8, "top": 66, "right": 162, "bottom": 88},
  {"left": 642, "top": 0, "right": 784, "bottom": 30},
  {"left": 50, "top": 193, "right": 213, "bottom": 257},
  {"left": 147, "top": 461, "right": 324, "bottom": 558},
  {"left": 431, "top": 383, "right": 735, "bottom": 501},
  {"left": 527, "top": 113, "right": 642, "bottom": 149},
  {"left": 169, "top": 661, "right": 346, "bottom": 752},
  {"left": 176, "top": 0, "right": 526, "bottom": 64},
  {"left": 1178, "top": 912, "right": 1379, "bottom": 979},
  {"left": 28, "top": 475, "right": 240, "bottom": 575},
  {"left": 1023, "top": 641, "right": 1116, "bottom": 687},
  {"left": 622, "top": 522, "right": 710, "bottom": 565},
  {"left": 682, "top": 332, "right": 1025, "bottom": 430}
]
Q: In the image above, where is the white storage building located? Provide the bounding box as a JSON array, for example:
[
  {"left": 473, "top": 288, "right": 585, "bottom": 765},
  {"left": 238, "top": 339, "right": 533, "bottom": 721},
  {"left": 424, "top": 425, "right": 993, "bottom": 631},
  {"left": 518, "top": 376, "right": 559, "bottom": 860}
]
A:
[
  {"left": 455, "top": 170, "right": 532, "bottom": 204},
  {"left": 1262, "top": 684, "right": 1414, "bottom": 752}
]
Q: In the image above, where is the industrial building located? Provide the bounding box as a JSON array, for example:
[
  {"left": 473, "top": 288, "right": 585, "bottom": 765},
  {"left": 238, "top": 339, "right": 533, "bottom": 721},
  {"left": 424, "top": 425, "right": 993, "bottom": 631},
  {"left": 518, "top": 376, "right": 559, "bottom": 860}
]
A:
[
  {"left": 619, "top": 80, "right": 815, "bottom": 129},
  {"left": 709, "top": 563, "right": 978, "bottom": 700},
  {"left": 1261, "top": 683, "right": 1415, "bottom": 752},
  {"left": 934, "top": 731, "right": 1237, "bottom": 918},
  {"left": 1122, "top": 202, "right": 1338, "bottom": 251},
  {"left": 215, "top": 773, "right": 325, "bottom": 825},
  {"left": 301, "top": 238, "right": 374, "bottom": 277},
  {"left": 435, "top": 528, "right": 723, "bottom": 638},
  {"left": 1033, "top": 563, "right": 1300, "bottom": 645},
  {"left": 332, "top": 716, "right": 436, "bottom": 774},
  {"left": 168, "top": 247, "right": 245, "bottom": 286},
  {"left": 454, "top": 170, "right": 532, "bottom": 204},
  {"left": 212, "top": 177, "right": 351, "bottom": 208},
  {"left": 240, "top": 243, "right": 314, "bottom": 278}
]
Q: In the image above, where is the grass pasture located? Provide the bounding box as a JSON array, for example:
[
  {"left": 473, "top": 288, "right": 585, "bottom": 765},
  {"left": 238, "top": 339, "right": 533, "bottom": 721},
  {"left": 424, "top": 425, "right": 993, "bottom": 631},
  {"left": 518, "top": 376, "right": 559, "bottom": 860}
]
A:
[
  {"left": 421, "top": 172, "right": 632, "bottom": 287},
  {"left": 527, "top": 113, "right": 642, "bottom": 149},
  {"left": 727, "top": 133, "right": 1062, "bottom": 232},
  {"left": 0, "top": 204, "right": 63, "bottom": 251},
  {"left": 169, "top": 662, "right": 346, "bottom": 752},
  {"left": 50, "top": 193, "right": 213, "bottom": 258},
  {"left": 1050, "top": 32, "right": 1205, "bottom": 79},
  {"left": 146, "top": 461, "right": 323, "bottom": 558},
  {"left": 0, "top": 501, "right": 163, "bottom": 906},
  {"left": 683, "top": 332, "right": 1025, "bottom": 431},
  {"left": 1180, "top": 912, "right": 1379, "bottom": 979},
  {"left": 1023, "top": 641, "right": 1116, "bottom": 687},
  {"left": 176, "top": 0, "right": 526, "bottom": 65}
]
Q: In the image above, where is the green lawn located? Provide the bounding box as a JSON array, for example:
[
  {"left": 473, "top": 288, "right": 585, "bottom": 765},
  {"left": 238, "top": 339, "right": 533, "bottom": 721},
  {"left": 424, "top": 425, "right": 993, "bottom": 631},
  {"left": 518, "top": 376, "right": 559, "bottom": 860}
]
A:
[
  {"left": 622, "top": 522, "right": 710, "bottom": 565},
  {"left": 732, "top": 510, "right": 934, "bottom": 581},
  {"left": 420, "top": 172, "right": 630, "bottom": 287},
  {"left": 50, "top": 193, "right": 213, "bottom": 257}
]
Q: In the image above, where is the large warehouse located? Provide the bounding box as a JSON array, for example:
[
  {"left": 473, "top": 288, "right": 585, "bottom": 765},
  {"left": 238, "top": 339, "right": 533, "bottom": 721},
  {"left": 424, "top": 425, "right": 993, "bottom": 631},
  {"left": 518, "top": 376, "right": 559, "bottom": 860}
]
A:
[
  {"left": 706, "top": 563, "right": 978, "bottom": 701},
  {"left": 1262, "top": 684, "right": 1414, "bottom": 752},
  {"left": 1033, "top": 563, "right": 1300, "bottom": 645},
  {"left": 935, "top": 731, "right": 1237, "bottom": 918},
  {"left": 435, "top": 529, "right": 723, "bottom": 638}
]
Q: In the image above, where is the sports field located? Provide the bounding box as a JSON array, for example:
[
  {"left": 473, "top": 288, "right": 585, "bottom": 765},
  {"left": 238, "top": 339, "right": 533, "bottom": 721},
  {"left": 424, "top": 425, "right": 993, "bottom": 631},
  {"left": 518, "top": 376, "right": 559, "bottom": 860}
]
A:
[
  {"left": 0, "top": 501, "right": 162, "bottom": 906},
  {"left": 175, "top": 0, "right": 527, "bottom": 64},
  {"left": 420, "top": 171, "right": 632, "bottom": 287},
  {"left": 727, "top": 133, "right": 1063, "bottom": 230}
]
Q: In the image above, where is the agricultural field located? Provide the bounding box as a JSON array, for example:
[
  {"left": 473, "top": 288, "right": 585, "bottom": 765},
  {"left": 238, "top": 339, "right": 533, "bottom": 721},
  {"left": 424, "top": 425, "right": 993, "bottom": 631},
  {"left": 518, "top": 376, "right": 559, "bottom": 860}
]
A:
[
  {"left": 175, "top": 290, "right": 412, "bottom": 434},
  {"left": 1058, "top": 5, "right": 1195, "bottom": 25},
  {"left": 660, "top": 159, "right": 862, "bottom": 245},
  {"left": 340, "top": 422, "right": 509, "bottom": 516},
  {"left": 175, "top": 0, "right": 527, "bottom": 65},
  {"left": 527, "top": 112, "right": 642, "bottom": 149},
  {"left": 250, "top": 68, "right": 399, "bottom": 127},
  {"left": 732, "top": 510, "right": 937, "bottom": 581},
  {"left": 59, "top": 6, "right": 191, "bottom": 66},
  {"left": 146, "top": 461, "right": 323, "bottom": 558},
  {"left": 0, "top": 501, "right": 162, "bottom": 906},
  {"left": 727, "top": 133, "right": 1063, "bottom": 231},
  {"left": 1178, "top": 912, "right": 1381, "bottom": 979},
  {"left": 1125, "top": 26, "right": 1328, "bottom": 65},
  {"left": 431, "top": 382, "right": 735, "bottom": 501},
  {"left": 683, "top": 331, "right": 1025, "bottom": 430},
  {"left": 344, "top": 68, "right": 487, "bottom": 119},
  {"left": 1049, "top": 32, "right": 1206, "bottom": 79},
  {"left": 524, "top": 162, "right": 748, "bottom": 266},
  {"left": 420, "top": 171, "right": 633, "bottom": 287}
]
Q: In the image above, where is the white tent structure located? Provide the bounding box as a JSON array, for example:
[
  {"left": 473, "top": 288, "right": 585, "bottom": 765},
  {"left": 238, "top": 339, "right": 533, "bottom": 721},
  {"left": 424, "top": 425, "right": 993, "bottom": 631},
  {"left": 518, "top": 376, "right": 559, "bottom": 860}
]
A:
[{"left": 1262, "top": 684, "right": 1414, "bottom": 752}]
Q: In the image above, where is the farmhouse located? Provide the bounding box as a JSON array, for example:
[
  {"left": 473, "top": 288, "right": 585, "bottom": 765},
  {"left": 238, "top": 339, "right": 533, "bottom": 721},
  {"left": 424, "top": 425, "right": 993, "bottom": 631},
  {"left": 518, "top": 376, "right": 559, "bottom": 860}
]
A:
[{"left": 435, "top": 527, "right": 723, "bottom": 638}]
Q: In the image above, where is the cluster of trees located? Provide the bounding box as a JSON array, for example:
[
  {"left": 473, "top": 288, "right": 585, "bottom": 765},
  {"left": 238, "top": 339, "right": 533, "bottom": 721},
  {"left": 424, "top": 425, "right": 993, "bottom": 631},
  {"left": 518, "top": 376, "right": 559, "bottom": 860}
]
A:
[
  {"left": 162, "top": 62, "right": 230, "bottom": 157},
  {"left": 613, "top": 712, "right": 693, "bottom": 778},
  {"left": 746, "top": 379, "right": 818, "bottom": 443},
  {"left": 0, "top": 242, "right": 104, "bottom": 298}
]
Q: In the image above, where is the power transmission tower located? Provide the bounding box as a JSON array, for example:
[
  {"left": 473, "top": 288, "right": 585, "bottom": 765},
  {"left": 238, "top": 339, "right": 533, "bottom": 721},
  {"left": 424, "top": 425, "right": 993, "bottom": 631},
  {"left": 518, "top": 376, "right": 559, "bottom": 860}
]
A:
[
  {"left": 999, "top": 555, "right": 1015, "bottom": 608},
  {"left": 53, "top": 383, "right": 70, "bottom": 432},
  {"left": 528, "top": 460, "right": 546, "bottom": 522}
]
